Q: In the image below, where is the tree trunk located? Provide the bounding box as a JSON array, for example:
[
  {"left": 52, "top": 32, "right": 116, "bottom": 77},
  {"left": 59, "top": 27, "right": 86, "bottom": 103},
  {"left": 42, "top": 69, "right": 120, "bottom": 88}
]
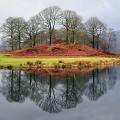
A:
[
  {"left": 49, "top": 28, "right": 52, "bottom": 45},
  {"left": 92, "top": 28, "right": 95, "bottom": 48},
  {"left": 18, "top": 33, "right": 21, "bottom": 50},
  {"left": 33, "top": 35, "right": 36, "bottom": 47},
  {"left": 66, "top": 28, "right": 69, "bottom": 44},
  {"left": 96, "top": 35, "right": 99, "bottom": 49},
  {"left": 11, "top": 29, "right": 14, "bottom": 50},
  {"left": 96, "top": 39, "right": 99, "bottom": 49},
  {"left": 11, "top": 35, "right": 14, "bottom": 50},
  {"left": 72, "top": 30, "right": 75, "bottom": 44},
  {"left": 11, "top": 39, "right": 14, "bottom": 50},
  {"left": 49, "top": 33, "right": 52, "bottom": 45},
  {"left": 29, "top": 34, "right": 32, "bottom": 47}
]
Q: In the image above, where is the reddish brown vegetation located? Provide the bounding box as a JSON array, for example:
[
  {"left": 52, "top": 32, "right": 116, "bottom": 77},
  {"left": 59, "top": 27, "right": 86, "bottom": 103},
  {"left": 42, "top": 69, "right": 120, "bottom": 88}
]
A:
[
  {"left": 22, "top": 68, "right": 94, "bottom": 78},
  {"left": 0, "top": 41, "right": 115, "bottom": 57}
]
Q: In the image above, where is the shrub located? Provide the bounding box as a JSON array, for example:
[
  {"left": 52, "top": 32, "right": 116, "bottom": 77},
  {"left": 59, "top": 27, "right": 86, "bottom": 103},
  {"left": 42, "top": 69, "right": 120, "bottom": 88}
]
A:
[
  {"left": 26, "top": 61, "right": 33, "bottom": 66},
  {"left": 35, "top": 60, "right": 42, "bottom": 65},
  {"left": 58, "top": 60, "right": 64, "bottom": 64},
  {"left": 0, "top": 65, "right": 3, "bottom": 69},
  {"left": 20, "top": 64, "right": 23, "bottom": 67},
  {"left": 7, "top": 65, "right": 13, "bottom": 69},
  {"left": 61, "top": 64, "right": 66, "bottom": 69},
  {"left": 78, "top": 62, "right": 85, "bottom": 68}
]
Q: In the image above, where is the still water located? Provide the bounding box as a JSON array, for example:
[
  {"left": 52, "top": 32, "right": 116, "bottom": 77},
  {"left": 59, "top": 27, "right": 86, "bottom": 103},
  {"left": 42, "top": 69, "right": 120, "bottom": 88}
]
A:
[{"left": 0, "top": 67, "right": 120, "bottom": 120}]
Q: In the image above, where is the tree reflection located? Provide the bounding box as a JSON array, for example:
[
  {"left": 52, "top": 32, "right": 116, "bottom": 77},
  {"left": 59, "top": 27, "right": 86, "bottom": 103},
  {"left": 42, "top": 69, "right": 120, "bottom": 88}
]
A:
[
  {"left": 0, "top": 67, "right": 118, "bottom": 113},
  {"left": 85, "top": 70, "right": 105, "bottom": 101},
  {"left": 40, "top": 75, "right": 61, "bottom": 113},
  {"left": 85, "top": 68, "right": 117, "bottom": 101},
  {"left": 59, "top": 75, "right": 83, "bottom": 109},
  {"left": 1, "top": 70, "right": 29, "bottom": 103}
]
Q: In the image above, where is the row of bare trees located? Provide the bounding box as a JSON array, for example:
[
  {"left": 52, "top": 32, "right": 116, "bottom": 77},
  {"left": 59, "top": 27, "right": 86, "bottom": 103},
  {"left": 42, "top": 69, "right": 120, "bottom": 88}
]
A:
[{"left": 0, "top": 6, "right": 117, "bottom": 52}]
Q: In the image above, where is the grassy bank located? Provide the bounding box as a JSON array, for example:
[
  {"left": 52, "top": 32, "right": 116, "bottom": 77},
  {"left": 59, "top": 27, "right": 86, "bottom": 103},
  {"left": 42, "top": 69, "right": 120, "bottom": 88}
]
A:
[{"left": 0, "top": 54, "right": 119, "bottom": 69}]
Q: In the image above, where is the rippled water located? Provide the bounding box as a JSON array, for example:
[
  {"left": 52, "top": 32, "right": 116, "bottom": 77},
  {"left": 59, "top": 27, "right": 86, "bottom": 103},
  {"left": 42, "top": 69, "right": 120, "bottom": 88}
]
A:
[{"left": 0, "top": 67, "right": 120, "bottom": 120}]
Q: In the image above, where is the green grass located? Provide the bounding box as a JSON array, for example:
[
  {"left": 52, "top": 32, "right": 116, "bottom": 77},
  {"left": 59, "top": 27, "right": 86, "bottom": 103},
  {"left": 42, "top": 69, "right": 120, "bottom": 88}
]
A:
[{"left": 0, "top": 53, "right": 116, "bottom": 68}]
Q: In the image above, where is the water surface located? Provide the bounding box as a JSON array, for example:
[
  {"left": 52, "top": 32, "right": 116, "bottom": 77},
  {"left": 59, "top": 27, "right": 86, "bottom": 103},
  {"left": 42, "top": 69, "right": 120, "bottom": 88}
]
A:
[{"left": 0, "top": 67, "right": 120, "bottom": 120}]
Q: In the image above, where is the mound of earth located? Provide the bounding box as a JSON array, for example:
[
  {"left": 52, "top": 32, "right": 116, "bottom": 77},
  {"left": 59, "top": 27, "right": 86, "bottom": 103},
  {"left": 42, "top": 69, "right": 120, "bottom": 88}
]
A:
[{"left": 0, "top": 42, "right": 115, "bottom": 57}]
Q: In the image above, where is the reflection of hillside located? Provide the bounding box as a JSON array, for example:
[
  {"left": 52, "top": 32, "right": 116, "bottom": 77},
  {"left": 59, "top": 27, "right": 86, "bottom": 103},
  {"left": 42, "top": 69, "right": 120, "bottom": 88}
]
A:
[{"left": 0, "top": 67, "right": 117, "bottom": 113}]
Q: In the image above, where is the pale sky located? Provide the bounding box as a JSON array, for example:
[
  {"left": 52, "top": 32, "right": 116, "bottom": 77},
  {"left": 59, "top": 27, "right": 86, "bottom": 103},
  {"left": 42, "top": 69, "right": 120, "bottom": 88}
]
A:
[{"left": 0, "top": 0, "right": 119, "bottom": 30}]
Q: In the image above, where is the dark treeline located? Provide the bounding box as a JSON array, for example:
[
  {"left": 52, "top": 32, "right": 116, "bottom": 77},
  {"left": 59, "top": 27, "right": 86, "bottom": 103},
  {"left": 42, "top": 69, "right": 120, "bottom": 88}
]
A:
[{"left": 0, "top": 6, "right": 117, "bottom": 52}]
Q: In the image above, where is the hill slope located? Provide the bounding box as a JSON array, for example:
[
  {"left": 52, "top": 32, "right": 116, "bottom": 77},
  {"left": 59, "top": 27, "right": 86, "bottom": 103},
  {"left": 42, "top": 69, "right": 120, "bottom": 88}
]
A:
[{"left": 0, "top": 43, "right": 115, "bottom": 57}]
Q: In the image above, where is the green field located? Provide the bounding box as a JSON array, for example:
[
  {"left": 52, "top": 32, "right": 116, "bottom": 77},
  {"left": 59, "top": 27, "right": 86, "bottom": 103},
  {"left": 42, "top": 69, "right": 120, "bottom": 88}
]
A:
[{"left": 0, "top": 54, "right": 117, "bottom": 68}]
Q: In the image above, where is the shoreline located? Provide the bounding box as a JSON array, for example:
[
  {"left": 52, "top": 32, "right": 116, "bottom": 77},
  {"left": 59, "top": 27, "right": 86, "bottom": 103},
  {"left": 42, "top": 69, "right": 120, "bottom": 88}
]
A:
[{"left": 0, "top": 54, "right": 120, "bottom": 69}]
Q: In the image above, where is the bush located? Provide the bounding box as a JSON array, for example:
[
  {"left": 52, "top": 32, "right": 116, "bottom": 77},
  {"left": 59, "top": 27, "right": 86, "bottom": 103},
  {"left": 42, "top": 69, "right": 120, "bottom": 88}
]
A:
[
  {"left": 0, "top": 65, "right": 4, "bottom": 69},
  {"left": 61, "top": 64, "right": 66, "bottom": 69},
  {"left": 7, "top": 65, "right": 13, "bottom": 69},
  {"left": 78, "top": 62, "right": 85, "bottom": 68},
  {"left": 35, "top": 60, "right": 42, "bottom": 65},
  {"left": 26, "top": 61, "right": 33, "bottom": 66},
  {"left": 58, "top": 60, "right": 64, "bottom": 64}
]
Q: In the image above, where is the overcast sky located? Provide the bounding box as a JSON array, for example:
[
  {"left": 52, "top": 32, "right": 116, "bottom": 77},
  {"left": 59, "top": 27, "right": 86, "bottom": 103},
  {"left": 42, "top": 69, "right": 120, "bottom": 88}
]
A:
[{"left": 0, "top": 0, "right": 119, "bottom": 30}]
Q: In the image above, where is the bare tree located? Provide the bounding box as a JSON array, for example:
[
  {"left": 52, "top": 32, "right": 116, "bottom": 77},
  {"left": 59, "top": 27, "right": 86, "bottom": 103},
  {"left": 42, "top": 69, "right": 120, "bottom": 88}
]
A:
[
  {"left": 60, "top": 10, "right": 75, "bottom": 44},
  {"left": 96, "top": 22, "right": 106, "bottom": 49},
  {"left": 101, "top": 28, "right": 117, "bottom": 52},
  {"left": 85, "top": 17, "right": 106, "bottom": 48},
  {"left": 70, "top": 14, "right": 82, "bottom": 43},
  {"left": 37, "top": 6, "right": 61, "bottom": 45},
  {"left": 26, "top": 15, "right": 42, "bottom": 47},
  {"left": 74, "top": 22, "right": 86, "bottom": 44},
  {"left": 0, "top": 17, "right": 16, "bottom": 50},
  {"left": 14, "top": 17, "right": 27, "bottom": 49}
]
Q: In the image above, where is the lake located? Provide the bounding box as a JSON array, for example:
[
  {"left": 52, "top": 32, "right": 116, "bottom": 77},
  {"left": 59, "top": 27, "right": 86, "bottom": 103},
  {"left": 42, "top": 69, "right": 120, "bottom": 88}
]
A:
[{"left": 0, "top": 67, "right": 120, "bottom": 120}]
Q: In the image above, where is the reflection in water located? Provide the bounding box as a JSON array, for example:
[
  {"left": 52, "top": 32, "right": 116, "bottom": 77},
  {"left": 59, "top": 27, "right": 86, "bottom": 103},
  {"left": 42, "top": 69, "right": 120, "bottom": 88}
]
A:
[{"left": 0, "top": 67, "right": 117, "bottom": 113}]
